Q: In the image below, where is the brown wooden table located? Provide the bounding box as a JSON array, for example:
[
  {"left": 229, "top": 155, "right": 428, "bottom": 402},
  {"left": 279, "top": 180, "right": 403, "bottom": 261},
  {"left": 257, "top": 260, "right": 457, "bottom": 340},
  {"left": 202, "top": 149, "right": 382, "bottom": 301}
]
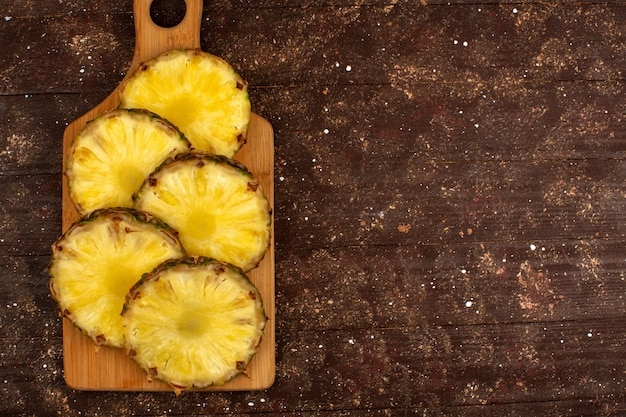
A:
[{"left": 1, "top": 0, "right": 624, "bottom": 415}]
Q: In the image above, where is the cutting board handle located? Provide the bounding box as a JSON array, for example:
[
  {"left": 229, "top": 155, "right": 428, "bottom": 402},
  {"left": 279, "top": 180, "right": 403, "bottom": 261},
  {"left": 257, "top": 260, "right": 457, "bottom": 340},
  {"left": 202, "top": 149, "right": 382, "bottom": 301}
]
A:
[{"left": 129, "top": 0, "right": 203, "bottom": 74}]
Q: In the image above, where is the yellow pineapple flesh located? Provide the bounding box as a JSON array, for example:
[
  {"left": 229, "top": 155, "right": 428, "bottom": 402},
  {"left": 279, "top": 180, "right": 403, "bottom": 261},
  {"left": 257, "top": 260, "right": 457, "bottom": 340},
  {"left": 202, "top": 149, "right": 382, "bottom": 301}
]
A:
[
  {"left": 65, "top": 108, "right": 190, "bottom": 216},
  {"left": 49, "top": 208, "right": 186, "bottom": 348},
  {"left": 119, "top": 49, "right": 250, "bottom": 157},
  {"left": 134, "top": 153, "right": 271, "bottom": 272},
  {"left": 123, "top": 257, "right": 266, "bottom": 392}
]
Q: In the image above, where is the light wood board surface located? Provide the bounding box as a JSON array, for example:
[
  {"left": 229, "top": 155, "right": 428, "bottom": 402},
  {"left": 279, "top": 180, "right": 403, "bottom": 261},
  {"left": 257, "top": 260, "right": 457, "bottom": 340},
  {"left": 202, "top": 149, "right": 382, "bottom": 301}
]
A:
[{"left": 60, "top": 0, "right": 275, "bottom": 392}]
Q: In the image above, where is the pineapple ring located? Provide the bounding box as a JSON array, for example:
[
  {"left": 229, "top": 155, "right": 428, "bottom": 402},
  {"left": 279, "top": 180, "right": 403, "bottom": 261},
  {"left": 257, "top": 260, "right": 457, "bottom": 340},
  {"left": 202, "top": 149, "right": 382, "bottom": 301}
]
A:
[
  {"left": 123, "top": 257, "right": 266, "bottom": 392},
  {"left": 134, "top": 152, "right": 272, "bottom": 272},
  {"left": 66, "top": 108, "right": 190, "bottom": 216},
  {"left": 48, "top": 208, "right": 186, "bottom": 348},
  {"left": 119, "top": 49, "right": 251, "bottom": 158}
]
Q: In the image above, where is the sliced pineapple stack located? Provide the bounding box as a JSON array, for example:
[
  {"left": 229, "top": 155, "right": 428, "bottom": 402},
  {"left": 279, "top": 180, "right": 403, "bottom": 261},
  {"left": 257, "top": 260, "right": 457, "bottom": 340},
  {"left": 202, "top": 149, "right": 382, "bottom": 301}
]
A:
[
  {"left": 52, "top": 48, "right": 270, "bottom": 392},
  {"left": 123, "top": 257, "right": 267, "bottom": 393},
  {"left": 49, "top": 208, "right": 186, "bottom": 348}
]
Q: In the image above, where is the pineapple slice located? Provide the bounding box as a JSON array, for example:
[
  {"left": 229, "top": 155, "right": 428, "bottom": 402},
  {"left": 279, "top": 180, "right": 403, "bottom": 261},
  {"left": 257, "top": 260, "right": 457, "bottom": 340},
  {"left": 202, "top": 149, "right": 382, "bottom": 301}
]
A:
[
  {"left": 119, "top": 49, "right": 250, "bottom": 157},
  {"left": 123, "top": 256, "right": 266, "bottom": 392},
  {"left": 134, "top": 153, "right": 271, "bottom": 272},
  {"left": 49, "top": 208, "right": 186, "bottom": 348},
  {"left": 66, "top": 108, "right": 190, "bottom": 216}
]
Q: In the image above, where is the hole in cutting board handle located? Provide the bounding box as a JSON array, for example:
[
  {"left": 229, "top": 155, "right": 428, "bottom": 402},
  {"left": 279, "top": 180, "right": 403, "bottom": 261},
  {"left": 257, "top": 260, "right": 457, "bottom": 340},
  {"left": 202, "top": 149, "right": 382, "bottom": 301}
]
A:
[{"left": 150, "top": 0, "right": 187, "bottom": 28}]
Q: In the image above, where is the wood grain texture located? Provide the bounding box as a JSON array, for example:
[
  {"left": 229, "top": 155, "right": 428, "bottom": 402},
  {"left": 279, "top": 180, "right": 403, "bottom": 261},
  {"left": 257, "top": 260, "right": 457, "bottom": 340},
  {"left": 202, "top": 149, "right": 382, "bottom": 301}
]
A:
[
  {"left": 0, "top": 0, "right": 624, "bottom": 415},
  {"left": 60, "top": 0, "right": 275, "bottom": 392}
]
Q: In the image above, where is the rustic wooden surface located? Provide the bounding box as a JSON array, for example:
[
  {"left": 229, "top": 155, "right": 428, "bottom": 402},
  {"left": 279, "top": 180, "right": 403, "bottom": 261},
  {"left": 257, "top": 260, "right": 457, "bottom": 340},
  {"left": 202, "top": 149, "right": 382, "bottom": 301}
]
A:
[{"left": 1, "top": 0, "right": 624, "bottom": 415}]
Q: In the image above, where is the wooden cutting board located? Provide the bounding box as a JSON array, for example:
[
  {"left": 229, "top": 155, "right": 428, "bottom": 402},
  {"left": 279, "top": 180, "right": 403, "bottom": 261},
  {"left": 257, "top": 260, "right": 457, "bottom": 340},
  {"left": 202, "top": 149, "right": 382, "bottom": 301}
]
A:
[{"left": 60, "top": 0, "right": 275, "bottom": 391}]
